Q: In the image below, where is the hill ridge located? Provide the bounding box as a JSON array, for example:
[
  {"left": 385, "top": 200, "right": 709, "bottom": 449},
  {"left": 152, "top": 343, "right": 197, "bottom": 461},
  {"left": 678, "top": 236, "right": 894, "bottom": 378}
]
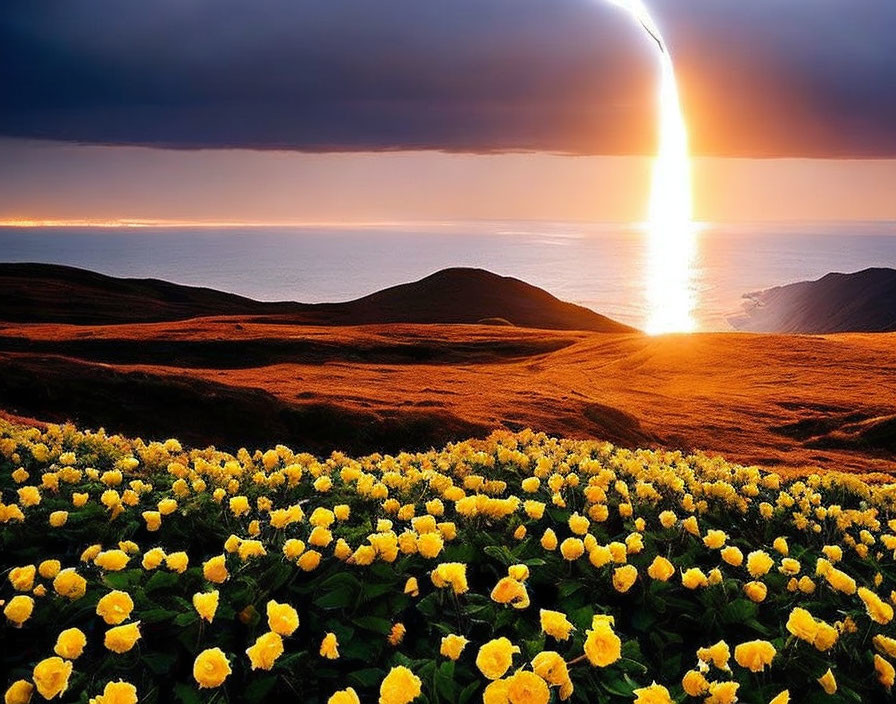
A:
[{"left": 0, "top": 262, "right": 636, "bottom": 333}]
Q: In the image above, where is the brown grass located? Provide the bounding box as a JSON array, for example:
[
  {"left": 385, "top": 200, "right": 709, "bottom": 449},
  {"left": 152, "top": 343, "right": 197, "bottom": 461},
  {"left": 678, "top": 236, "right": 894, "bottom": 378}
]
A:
[{"left": 1, "top": 317, "right": 895, "bottom": 474}]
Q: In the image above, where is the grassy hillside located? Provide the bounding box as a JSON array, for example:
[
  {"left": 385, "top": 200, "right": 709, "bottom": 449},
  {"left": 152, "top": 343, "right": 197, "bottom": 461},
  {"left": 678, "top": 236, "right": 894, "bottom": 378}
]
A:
[{"left": 2, "top": 419, "right": 896, "bottom": 703}]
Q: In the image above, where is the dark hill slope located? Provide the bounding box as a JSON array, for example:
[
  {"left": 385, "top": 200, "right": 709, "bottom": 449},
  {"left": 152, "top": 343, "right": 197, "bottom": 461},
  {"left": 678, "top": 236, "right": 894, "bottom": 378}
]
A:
[
  {"left": 730, "top": 268, "right": 896, "bottom": 333},
  {"left": 0, "top": 263, "right": 635, "bottom": 332}
]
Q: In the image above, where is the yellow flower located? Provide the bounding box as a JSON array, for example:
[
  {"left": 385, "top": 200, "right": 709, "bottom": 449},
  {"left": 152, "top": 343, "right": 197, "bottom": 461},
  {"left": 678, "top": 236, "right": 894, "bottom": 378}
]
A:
[
  {"left": 744, "top": 581, "right": 767, "bottom": 603},
  {"left": 531, "top": 651, "right": 572, "bottom": 694},
  {"left": 522, "top": 477, "right": 540, "bottom": 493},
  {"left": 682, "top": 670, "right": 709, "bottom": 696},
  {"left": 560, "top": 537, "right": 585, "bottom": 561},
  {"left": 720, "top": 546, "right": 744, "bottom": 566},
  {"left": 328, "top": 688, "right": 361, "bottom": 704},
  {"left": 817, "top": 668, "right": 837, "bottom": 695},
  {"left": 647, "top": 556, "right": 675, "bottom": 581},
  {"left": 430, "top": 563, "right": 469, "bottom": 594},
  {"left": 540, "top": 609, "right": 575, "bottom": 641},
  {"left": 703, "top": 529, "right": 727, "bottom": 549},
  {"left": 734, "top": 640, "right": 776, "bottom": 672},
  {"left": 404, "top": 577, "right": 419, "bottom": 597},
  {"left": 697, "top": 641, "right": 730, "bottom": 670},
  {"left": 142, "top": 511, "right": 161, "bottom": 531},
  {"left": 659, "top": 510, "right": 677, "bottom": 528},
  {"left": 91, "top": 680, "right": 138, "bottom": 704},
  {"left": 246, "top": 631, "right": 284, "bottom": 670},
  {"left": 142, "top": 547, "right": 166, "bottom": 570},
  {"left": 707, "top": 681, "right": 739, "bottom": 704},
  {"left": 491, "top": 577, "right": 529, "bottom": 609},
  {"left": 165, "top": 551, "right": 189, "bottom": 573},
  {"left": 94, "top": 549, "right": 129, "bottom": 571},
  {"left": 779, "top": 558, "right": 800, "bottom": 576},
  {"left": 508, "top": 564, "right": 530, "bottom": 581},
  {"left": 203, "top": 555, "right": 229, "bottom": 583},
  {"left": 379, "top": 665, "right": 422, "bottom": 704},
  {"left": 53, "top": 568, "right": 87, "bottom": 600},
  {"left": 876, "top": 654, "right": 895, "bottom": 689},
  {"left": 297, "top": 550, "right": 321, "bottom": 571},
  {"left": 229, "top": 495, "right": 250, "bottom": 516},
  {"left": 612, "top": 565, "right": 638, "bottom": 593},
  {"left": 54, "top": 627, "right": 87, "bottom": 659},
  {"left": 193, "top": 591, "right": 219, "bottom": 622},
  {"left": 39, "top": 559, "right": 61, "bottom": 579},
  {"left": 773, "top": 536, "right": 789, "bottom": 555},
  {"left": 18, "top": 486, "right": 41, "bottom": 507},
  {"left": 4, "top": 680, "right": 34, "bottom": 704},
  {"left": 584, "top": 615, "right": 621, "bottom": 667},
  {"left": 608, "top": 542, "right": 627, "bottom": 562},
  {"left": 746, "top": 550, "right": 773, "bottom": 578},
  {"left": 32, "top": 657, "right": 73, "bottom": 700},
  {"left": 104, "top": 622, "right": 142, "bottom": 653},
  {"left": 476, "top": 637, "right": 520, "bottom": 680},
  {"left": 822, "top": 545, "right": 842, "bottom": 562},
  {"left": 440, "top": 634, "right": 468, "bottom": 660},
  {"left": 874, "top": 634, "right": 896, "bottom": 659},
  {"left": 768, "top": 692, "right": 789, "bottom": 704},
  {"left": 96, "top": 590, "right": 134, "bottom": 625},
  {"left": 193, "top": 647, "right": 231, "bottom": 688},
  {"left": 681, "top": 567, "right": 708, "bottom": 589},
  {"left": 568, "top": 512, "right": 590, "bottom": 535},
  {"left": 267, "top": 599, "right": 300, "bottom": 636},
  {"left": 786, "top": 607, "right": 818, "bottom": 643},
  {"left": 632, "top": 683, "right": 673, "bottom": 704},
  {"left": 540, "top": 528, "right": 558, "bottom": 551},
  {"left": 417, "top": 532, "right": 444, "bottom": 558},
  {"left": 813, "top": 621, "right": 838, "bottom": 652},
  {"left": 350, "top": 545, "right": 376, "bottom": 566},
  {"left": 824, "top": 566, "right": 856, "bottom": 595},
  {"left": 588, "top": 545, "right": 612, "bottom": 568},
  {"left": 859, "top": 587, "right": 894, "bottom": 625},
  {"left": 321, "top": 632, "right": 340, "bottom": 659},
  {"left": 9, "top": 565, "right": 36, "bottom": 591},
  {"left": 506, "top": 671, "right": 550, "bottom": 704},
  {"left": 3, "top": 595, "right": 34, "bottom": 626},
  {"left": 388, "top": 622, "right": 406, "bottom": 646}
]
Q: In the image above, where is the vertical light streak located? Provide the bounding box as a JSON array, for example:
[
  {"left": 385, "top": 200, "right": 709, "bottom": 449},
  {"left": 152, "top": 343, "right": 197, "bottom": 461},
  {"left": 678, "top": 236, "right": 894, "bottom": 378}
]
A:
[{"left": 603, "top": 0, "right": 696, "bottom": 333}]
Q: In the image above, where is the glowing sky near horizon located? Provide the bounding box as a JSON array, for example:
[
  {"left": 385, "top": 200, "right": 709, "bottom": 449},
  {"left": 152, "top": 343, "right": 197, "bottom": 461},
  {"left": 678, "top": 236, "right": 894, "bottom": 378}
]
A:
[{"left": 2, "top": 140, "right": 896, "bottom": 226}]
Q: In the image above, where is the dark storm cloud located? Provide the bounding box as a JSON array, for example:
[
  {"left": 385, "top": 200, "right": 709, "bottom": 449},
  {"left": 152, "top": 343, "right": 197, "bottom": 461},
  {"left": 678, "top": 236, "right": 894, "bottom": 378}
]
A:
[{"left": 1, "top": 0, "right": 894, "bottom": 156}]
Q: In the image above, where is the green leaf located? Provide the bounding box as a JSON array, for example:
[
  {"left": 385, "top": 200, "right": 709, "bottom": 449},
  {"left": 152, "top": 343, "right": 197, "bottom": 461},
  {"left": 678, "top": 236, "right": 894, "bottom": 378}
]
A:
[
  {"left": 245, "top": 675, "right": 278, "bottom": 703},
  {"left": 143, "top": 651, "right": 177, "bottom": 675},
  {"left": 173, "top": 683, "right": 201, "bottom": 704},
  {"left": 144, "top": 571, "right": 179, "bottom": 593},
  {"left": 483, "top": 545, "right": 514, "bottom": 565},
  {"left": 458, "top": 681, "right": 480, "bottom": 704},
  {"left": 349, "top": 668, "right": 384, "bottom": 689},
  {"left": 352, "top": 615, "right": 392, "bottom": 635},
  {"left": 140, "top": 607, "right": 180, "bottom": 624}
]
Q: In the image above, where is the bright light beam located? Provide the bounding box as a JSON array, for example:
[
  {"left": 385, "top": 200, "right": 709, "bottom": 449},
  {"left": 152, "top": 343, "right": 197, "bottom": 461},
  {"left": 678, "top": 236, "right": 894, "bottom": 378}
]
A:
[{"left": 603, "top": 0, "right": 696, "bottom": 333}]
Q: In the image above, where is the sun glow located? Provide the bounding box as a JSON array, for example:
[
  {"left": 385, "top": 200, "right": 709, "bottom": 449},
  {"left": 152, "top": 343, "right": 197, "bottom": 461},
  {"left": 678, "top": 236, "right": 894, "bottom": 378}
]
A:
[{"left": 604, "top": 0, "right": 696, "bottom": 333}]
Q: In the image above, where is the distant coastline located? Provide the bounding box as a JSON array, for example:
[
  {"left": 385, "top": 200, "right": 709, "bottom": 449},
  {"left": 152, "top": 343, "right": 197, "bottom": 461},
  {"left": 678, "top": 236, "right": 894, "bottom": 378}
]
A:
[{"left": 2, "top": 220, "right": 895, "bottom": 331}]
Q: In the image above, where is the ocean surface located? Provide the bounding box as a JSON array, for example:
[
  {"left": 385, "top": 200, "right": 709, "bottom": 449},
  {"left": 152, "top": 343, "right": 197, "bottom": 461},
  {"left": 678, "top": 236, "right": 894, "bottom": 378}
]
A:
[{"left": 2, "top": 221, "right": 895, "bottom": 331}]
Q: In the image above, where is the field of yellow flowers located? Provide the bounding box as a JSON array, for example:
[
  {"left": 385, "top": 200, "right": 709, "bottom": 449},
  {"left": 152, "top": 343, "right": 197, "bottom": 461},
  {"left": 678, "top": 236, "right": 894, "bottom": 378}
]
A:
[{"left": 3, "top": 418, "right": 896, "bottom": 703}]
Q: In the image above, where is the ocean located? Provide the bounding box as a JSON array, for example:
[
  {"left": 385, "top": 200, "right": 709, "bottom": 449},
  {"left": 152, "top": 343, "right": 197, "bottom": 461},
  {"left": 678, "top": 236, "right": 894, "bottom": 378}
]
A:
[{"left": 2, "top": 220, "right": 895, "bottom": 331}]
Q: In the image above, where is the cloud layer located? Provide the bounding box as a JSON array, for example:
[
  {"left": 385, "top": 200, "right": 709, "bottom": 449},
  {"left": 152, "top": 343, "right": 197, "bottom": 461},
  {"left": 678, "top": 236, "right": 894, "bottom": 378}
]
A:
[{"left": 2, "top": 0, "right": 894, "bottom": 156}]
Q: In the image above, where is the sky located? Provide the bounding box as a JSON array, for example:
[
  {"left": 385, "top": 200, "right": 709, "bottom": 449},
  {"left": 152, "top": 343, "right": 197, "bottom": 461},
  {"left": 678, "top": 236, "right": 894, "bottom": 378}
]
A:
[{"left": 2, "top": 0, "right": 895, "bottom": 224}]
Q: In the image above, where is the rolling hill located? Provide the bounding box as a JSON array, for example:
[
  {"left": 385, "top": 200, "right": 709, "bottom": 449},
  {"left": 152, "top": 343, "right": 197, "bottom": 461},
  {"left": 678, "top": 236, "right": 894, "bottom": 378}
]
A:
[
  {"left": 730, "top": 267, "right": 896, "bottom": 333},
  {"left": 0, "top": 263, "right": 635, "bottom": 332}
]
